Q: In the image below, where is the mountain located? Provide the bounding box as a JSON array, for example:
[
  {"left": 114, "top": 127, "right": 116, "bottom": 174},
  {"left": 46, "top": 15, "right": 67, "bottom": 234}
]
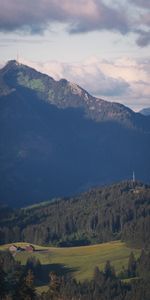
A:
[
  {"left": 0, "top": 60, "right": 150, "bottom": 207},
  {"left": 0, "top": 181, "right": 150, "bottom": 248},
  {"left": 1, "top": 60, "right": 149, "bottom": 128},
  {"left": 140, "top": 107, "right": 150, "bottom": 116}
]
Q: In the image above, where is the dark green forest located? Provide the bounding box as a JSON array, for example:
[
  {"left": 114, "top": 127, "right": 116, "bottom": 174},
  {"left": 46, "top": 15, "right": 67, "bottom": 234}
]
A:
[{"left": 0, "top": 181, "right": 150, "bottom": 248}]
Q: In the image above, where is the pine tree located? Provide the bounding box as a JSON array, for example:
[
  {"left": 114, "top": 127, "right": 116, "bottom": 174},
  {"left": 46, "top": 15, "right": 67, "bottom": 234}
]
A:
[
  {"left": 128, "top": 252, "right": 136, "bottom": 278},
  {"left": 48, "top": 272, "right": 61, "bottom": 299},
  {"left": 0, "top": 263, "right": 7, "bottom": 300},
  {"left": 104, "top": 260, "right": 116, "bottom": 279},
  {"left": 13, "top": 270, "right": 36, "bottom": 300}
]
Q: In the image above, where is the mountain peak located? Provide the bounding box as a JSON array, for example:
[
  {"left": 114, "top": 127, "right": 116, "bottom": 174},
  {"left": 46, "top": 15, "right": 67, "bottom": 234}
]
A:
[
  {"left": 4, "top": 59, "right": 22, "bottom": 70},
  {"left": 0, "top": 60, "right": 149, "bottom": 129},
  {"left": 7, "top": 59, "right": 20, "bottom": 65},
  {"left": 1, "top": 60, "right": 32, "bottom": 79}
]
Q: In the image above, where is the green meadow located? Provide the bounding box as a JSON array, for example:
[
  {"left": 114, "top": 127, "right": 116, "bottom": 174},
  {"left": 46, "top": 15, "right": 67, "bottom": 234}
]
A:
[{"left": 0, "top": 241, "right": 140, "bottom": 281}]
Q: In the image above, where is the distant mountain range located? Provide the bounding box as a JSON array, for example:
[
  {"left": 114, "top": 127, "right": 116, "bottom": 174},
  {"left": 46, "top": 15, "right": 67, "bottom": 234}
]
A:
[
  {"left": 0, "top": 60, "right": 150, "bottom": 207},
  {"left": 140, "top": 107, "right": 150, "bottom": 116}
]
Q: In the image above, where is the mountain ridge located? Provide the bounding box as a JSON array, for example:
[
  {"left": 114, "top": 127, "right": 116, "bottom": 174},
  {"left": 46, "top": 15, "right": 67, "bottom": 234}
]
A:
[
  {"left": 0, "top": 60, "right": 141, "bottom": 128},
  {"left": 140, "top": 107, "right": 150, "bottom": 116}
]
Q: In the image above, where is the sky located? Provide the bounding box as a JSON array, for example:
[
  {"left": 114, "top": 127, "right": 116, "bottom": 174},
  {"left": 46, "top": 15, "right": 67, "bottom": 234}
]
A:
[{"left": 0, "top": 0, "right": 150, "bottom": 111}]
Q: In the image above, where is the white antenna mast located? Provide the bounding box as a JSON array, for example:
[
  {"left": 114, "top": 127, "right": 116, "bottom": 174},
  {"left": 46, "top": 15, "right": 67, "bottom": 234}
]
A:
[
  {"left": 133, "top": 171, "right": 135, "bottom": 183},
  {"left": 17, "top": 51, "right": 19, "bottom": 63}
]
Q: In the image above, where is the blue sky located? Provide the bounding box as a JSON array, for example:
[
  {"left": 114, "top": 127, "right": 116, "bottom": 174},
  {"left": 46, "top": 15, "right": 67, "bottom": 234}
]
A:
[{"left": 0, "top": 0, "right": 149, "bottom": 111}]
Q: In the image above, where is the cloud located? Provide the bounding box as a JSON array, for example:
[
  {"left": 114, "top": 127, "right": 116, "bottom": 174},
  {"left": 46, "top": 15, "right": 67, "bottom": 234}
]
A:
[
  {"left": 0, "top": 1, "right": 149, "bottom": 46},
  {"left": 19, "top": 56, "right": 149, "bottom": 111},
  {"left": 0, "top": 37, "right": 53, "bottom": 45},
  {"left": 128, "top": 0, "right": 150, "bottom": 9},
  {"left": 129, "top": 0, "right": 150, "bottom": 46},
  {"left": 0, "top": 0, "right": 130, "bottom": 35},
  {"left": 67, "top": 1, "right": 130, "bottom": 35},
  {"left": 59, "top": 59, "right": 130, "bottom": 98},
  {"left": 136, "top": 30, "right": 150, "bottom": 47}
]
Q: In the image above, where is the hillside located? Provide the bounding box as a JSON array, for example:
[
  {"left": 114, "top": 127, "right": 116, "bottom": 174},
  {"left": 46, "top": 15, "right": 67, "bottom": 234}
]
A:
[
  {"left": 0, "top": 181, "right": 150, "bottom": 248},
  {"left": 1, "top": 240, "right": 148, "bottom": 300},
  {"left": 0, "top": 61, "right": 150, "bottom": 206},
  {"left": 0, "top": 241, "right": 140, "bottom": 282}
]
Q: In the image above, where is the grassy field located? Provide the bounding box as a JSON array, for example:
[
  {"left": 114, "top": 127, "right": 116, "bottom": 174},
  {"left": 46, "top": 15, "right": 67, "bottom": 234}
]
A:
[{"left": 0, "top": 241, "right": 140, "bottom": 281}]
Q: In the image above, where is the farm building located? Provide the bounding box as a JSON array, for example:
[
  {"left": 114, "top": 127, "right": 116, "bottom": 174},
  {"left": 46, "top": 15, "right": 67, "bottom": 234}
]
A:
[
  {"left": 25, "top": 245, "right": 35, "bottom": 252},
  {"left": 9, "top": 245, "right": 24, "bottom": 252},
  {"left": 9, "top": 245, "right": 18, "bottom": 252}
]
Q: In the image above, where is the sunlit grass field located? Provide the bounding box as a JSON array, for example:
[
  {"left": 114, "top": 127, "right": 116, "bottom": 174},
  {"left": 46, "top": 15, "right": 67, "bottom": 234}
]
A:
[{"left": 0, "top": 240, "right": 140, "bottom": 281}]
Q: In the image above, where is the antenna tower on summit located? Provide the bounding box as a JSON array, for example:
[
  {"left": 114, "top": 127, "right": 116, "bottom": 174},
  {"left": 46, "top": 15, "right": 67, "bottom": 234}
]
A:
[
  {"left": 17, "top": 52, "right": 20, "bottom": 63},
  {"left": 133, "top": 171, "right": 135, "bottom": 183}
]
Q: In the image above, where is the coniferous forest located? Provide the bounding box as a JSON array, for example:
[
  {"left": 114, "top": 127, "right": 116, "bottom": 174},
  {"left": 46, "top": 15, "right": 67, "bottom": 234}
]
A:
[
  {"left": 0, "top": 181, "right": 150, "bottom": 248},
  {"left": 0, "top": 180, "right": 150, "bottom": 299}
]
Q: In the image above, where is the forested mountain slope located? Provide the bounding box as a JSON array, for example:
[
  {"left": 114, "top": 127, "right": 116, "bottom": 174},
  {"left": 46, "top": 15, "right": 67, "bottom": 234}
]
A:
[{"left": 0, "top": 181, "right": 150, "bottom": 248}]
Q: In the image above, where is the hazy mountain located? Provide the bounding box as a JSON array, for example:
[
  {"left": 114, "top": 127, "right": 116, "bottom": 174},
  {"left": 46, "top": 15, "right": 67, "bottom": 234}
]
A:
[
  {"left": 140, "top": 107, "right": 150, "bottom": 116},
  {"left": 0, "top": 60, "right": 150, "bottom": 207}
]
